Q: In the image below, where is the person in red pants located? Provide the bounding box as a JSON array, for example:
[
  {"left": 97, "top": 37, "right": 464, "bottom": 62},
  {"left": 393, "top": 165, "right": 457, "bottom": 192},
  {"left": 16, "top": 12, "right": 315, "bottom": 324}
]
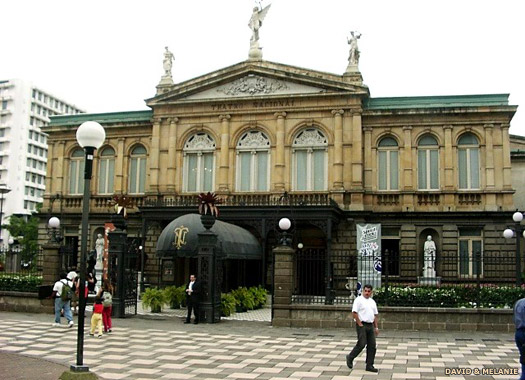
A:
[{"left": 97, "top": 280, "right": 113, "bottom": 333}]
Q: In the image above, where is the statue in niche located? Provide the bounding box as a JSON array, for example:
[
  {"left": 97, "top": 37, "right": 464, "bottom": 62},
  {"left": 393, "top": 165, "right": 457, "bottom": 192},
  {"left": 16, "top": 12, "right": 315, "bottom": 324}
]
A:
[
  {"left": 248, "top": 4, "right": 271, "bottom": 43},
  {"left": 95, "top": 233, "right": 104, "bottom": 264},
  {"left": 347, "top": 31, "right": 361, "bottom": 65},
  {"left": 163, "top": 46, "right": 174, "bottom": 77},
  {"left": 423, "top": 235, "right": 437, "bottom": 277}
]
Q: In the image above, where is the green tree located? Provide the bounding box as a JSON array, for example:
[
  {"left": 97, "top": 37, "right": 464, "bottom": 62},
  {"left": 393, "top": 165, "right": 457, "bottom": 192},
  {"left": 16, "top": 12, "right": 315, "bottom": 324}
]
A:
[{"left": 2, "top": 206, "right": 41, "bottom": 263}]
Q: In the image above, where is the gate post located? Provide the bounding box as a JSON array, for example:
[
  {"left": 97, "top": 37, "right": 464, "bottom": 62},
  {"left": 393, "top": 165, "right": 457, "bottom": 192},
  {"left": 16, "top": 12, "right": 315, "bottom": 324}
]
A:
[
  {"left": 272, "top": 245, "right": 294, "bottom": 327},
  {"left": 197, "top": 227, "right": 221, "bottom": 323},
  {"left": 108, "top": 222, "right": 127, "bottom": 318}
]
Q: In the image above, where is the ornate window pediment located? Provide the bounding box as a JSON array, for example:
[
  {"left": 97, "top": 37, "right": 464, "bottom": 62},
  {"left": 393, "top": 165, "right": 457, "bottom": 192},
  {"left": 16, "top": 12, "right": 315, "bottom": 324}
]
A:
[
  {"left": 293, "top": 128, "right": 328, "bottom": 147},
  {"left": 184, "top": 132, "right": 216, "bottom": 151}
]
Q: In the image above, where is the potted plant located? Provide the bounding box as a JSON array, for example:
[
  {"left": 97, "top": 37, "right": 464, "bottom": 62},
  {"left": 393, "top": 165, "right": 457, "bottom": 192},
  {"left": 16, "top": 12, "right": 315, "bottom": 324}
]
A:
[
  {"left": 141, "top": 287, "right": 167, "bottom": 313},
  {"left": 231, "top": 287, "right": 255, "bottom": 312},
  {"left": 164, "top": 285, "right": 185, "bottom": 309},
  {"left": 197, "top": 192, "right": 221, "bottom": 230}
]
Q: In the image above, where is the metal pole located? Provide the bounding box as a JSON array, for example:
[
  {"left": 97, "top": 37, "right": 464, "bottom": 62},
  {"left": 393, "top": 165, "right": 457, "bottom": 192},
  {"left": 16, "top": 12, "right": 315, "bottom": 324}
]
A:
[
  {"left": 517, "top": 222, "right": 522, "bottom": 286},
  {"left": 72, "top": 146, "right": 95, "bottom": 372}
]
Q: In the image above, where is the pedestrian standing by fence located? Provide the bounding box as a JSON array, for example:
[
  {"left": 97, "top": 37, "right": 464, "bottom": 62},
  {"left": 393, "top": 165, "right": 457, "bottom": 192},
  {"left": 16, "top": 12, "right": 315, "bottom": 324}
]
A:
[
  {"left": 346, "top": 284, "right": 379, "bottom": 373},
  {"left": 514, "top": 296, "right": 525, "bottom": 380},
  {"left": 185, "top": 274, "right": 201, "bottom": 324},
  {"left": 50, "top": 272, "right": 74, "bottom": 328}
]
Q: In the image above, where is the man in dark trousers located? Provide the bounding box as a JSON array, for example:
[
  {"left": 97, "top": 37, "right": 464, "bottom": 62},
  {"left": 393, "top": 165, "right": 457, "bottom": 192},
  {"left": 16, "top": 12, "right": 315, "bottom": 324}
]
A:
[
  {"left": 346, "top": 284, "right": 379, "bottom": 373},
  {"left": 514, "top": 296, "right": 525, "bottom": 380},
  {"left": 185, "top": 274, "right": 201, "bottom": 324}
]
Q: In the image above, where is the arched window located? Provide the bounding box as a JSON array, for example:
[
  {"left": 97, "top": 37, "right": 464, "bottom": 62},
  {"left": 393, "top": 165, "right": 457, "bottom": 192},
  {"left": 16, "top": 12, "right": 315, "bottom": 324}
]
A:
[
  {"left": 236, "top": 130, "right": 270, "bottom": 192},
  {"left": 183, "top": 133, "right": 215, "bottom": 192},
  {"left": 292, "top": 128, "right": 328, "bottom": 191},
  {"left": 129, "top": 145, "right": 147, "bottom": 194},
  {"left": 378, "top": 136, "right": 399, "bottom": 190},
  {"left": 417, "top": 135, "right": 439, "bottom": 190},
  {"left": 458, "top": 133, "right": 480, "bottom": 189},
  {"left": 98, "top": 146, "right": 115, "bottom": 194},
  {"left": 69, "top": 148, "right": 85, "bottom": 195}
]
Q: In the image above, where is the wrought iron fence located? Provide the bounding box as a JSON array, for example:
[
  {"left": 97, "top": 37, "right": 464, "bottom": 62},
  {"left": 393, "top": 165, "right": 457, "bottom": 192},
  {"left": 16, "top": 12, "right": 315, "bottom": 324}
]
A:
[
  {"left": 0, "top": 246, "right": 43, "bottom": 276},
  {"left": 292, "top": 249, "right": 524, "bottom": 307}
]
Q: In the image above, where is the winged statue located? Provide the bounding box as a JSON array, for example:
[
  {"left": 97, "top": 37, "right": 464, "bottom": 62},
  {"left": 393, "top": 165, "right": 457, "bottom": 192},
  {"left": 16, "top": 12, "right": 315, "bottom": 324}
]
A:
[{"left": 248, "top": 3, "right": 271, "bottom": 43}]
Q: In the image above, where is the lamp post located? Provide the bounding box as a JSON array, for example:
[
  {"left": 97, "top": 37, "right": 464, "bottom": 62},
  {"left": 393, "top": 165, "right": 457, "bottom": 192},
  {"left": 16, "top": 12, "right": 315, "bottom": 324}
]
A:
[
  {"left": 72, "top": 121, "right": 105, "bottom": 373},
  {"left": 48, "top": 216, "right": 63, "bottom": 244},
  {"left": 0, "top": 183, "right": 11, "bottom": 245},
  {"left": 503, "top": 211, "right": 524, "bottom": 286},
  {"left": 278, "top": 217, "right": 292, "bottom": 246}
]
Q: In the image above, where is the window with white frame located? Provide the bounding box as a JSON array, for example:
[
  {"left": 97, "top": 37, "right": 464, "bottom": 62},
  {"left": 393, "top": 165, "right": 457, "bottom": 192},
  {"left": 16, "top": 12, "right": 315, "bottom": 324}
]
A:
[
  {"left": 69, "top": 148, "right": 85, "bottom": 195},
  {"left": 236, "top": 130, "right": 270, "bottom": 192},
  {"left": 458, "top": 133, "right": 480, "bottom": 189},
  {"left": 129, "top": 145, "right": 147, "bottom": 194},
  {"left": 417, "top": 134, "right": 439, "bottom": 190},
  {"left": 378, "top": 136, "right": 399, "bottom": 190},
  {"left": 458, "top": 228, "right": 483, "bottom": 277},
  {"left": 292, "top": 128, "right": 328, "bottom": 191},
  {"left": 183, "top": 133, "right": 216, "bottom": 192},
  {"left": 98, "top": 146, "right": 115, "bottom": 194}
]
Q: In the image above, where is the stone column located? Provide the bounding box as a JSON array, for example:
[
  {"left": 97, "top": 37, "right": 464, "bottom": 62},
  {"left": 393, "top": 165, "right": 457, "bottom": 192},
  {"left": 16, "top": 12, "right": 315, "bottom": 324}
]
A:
[
  {"left": 149, "top": 118, "right": 162, "bottom": 193},
  {"left": 443, "top": 125, "right": 454, "bottom": 190},
  {"left": 332, "top": 109, "right": 344, "bottom": 190},
  {"left": 363, "top": 127, "right": 373, "bottom": 190},
  {"left": 115, "top": 138, "right": 125, "bottom": 193},
  {"left": 351, "top": 112, "right": 364, "bottom": 188},
  {"left": 484, "top": 124, "right": 495, "bottom": 189},
  {"left": 45, "top": 142, "right": 55, "bottom": 197},
  {"left": 272, "top": 245, "right": 294, "bottom": 327},
  {"left": 402, "top": 126, "right": 413, "bottom": 189},
  {"left": 218, "top": 114, "right": 231, "bottom": 192},
  {"left": 56, "top": 141, "right": 65, "bottom": 194},
  {"left": 42, "top": 243, "right": 62, "bottom": 285},
  {"left": 167, "top": 118, "right": 179, "bottom": 192},
  {"left": 274, "top": 112, "right": 287, "bottom": 192},
  {"left": 501, "top": 123, "right": 512, "bottom": 190}
]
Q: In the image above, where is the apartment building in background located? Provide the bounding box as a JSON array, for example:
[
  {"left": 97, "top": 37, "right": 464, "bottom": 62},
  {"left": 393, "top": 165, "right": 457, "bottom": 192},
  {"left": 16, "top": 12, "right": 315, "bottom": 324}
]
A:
[{"left": 0, "top": 79, "right": 84, "bottom": 245}]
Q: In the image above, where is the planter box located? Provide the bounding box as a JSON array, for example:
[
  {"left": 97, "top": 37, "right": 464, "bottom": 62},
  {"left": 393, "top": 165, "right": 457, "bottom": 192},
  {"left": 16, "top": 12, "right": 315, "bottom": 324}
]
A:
[{"left": 0, "top": 290, "right": 54, "bottom": 313}]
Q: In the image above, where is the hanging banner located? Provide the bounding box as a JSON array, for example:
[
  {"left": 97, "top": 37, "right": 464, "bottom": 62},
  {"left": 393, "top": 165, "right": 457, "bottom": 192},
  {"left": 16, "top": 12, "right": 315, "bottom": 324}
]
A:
[{"left": 356, "top": 224, "right": 382, "bottom": 292}]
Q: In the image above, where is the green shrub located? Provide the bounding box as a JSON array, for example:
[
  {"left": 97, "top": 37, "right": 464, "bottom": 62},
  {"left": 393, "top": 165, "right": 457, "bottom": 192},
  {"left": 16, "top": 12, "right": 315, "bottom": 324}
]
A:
[
  {"left": 374, "top": 284, "right": 525, "bottom": 308},
  {"left": 231, "top": 287, "right": 255, "bottom": 312},
  {"left": 141, "top": 287, "right": 168, "bottom": 313},
  {"left": 249, "top": 285, "right": 268, "bottom": 309},
  {"left": 163, "top": 285, "right": 186, "bottom": 309},
  {"left": 220, "top": 293, "right": 236, "bottom": 317},
  {"left": 0, "top": 274, "right": 42, "bottom": 292}
]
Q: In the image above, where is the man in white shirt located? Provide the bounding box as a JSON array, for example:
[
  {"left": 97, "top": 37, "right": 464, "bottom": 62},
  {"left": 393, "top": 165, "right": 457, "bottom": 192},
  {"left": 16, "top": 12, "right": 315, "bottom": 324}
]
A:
[
  {"left": 346, "top": 284, "right": 379, "bottom": 373},
  {"left": 50, "top": 272, "right": 74, "bottom": 328},
  {"left": 184, "top": 274, "right": 201, "bottom": 324}
]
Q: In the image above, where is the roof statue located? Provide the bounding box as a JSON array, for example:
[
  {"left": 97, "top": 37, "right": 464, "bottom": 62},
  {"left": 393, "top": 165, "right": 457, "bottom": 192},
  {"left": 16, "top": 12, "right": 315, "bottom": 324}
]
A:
[
  {"left": 345, "top": 31, "right": 361, "bottom": 74},
  {"left": 158, "top": 46, "right": 174, "bottom": 88},
  {"left": 248, "top": 3, "right": 271, "bottom": 61}
]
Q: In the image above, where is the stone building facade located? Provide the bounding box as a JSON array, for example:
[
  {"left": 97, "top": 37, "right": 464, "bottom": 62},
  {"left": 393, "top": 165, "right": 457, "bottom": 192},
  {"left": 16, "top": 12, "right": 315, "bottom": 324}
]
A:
[{"left": 41, "top": 59, "right": 519, "bottom": 298}]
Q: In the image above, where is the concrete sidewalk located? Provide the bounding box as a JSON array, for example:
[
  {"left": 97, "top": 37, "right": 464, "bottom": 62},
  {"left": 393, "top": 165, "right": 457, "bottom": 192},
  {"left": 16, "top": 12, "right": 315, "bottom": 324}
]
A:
[{"left": 0, "top": 311, "right": 519, "bottom": 380}]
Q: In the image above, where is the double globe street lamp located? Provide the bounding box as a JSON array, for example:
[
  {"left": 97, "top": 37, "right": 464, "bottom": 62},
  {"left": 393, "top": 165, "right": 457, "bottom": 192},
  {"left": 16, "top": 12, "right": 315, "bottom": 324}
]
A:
[
  {"left": 71, "top": 121, "right": 105, "bottom": 374},
  {"left": 503, "top": 211, "right": 524, "bottom": 286}
]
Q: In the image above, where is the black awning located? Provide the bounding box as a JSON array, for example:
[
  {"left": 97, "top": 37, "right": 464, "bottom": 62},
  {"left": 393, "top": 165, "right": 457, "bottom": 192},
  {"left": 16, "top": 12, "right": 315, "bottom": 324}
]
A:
[{"left": 155, "top": 213, "right": 262, "bottom": 260}]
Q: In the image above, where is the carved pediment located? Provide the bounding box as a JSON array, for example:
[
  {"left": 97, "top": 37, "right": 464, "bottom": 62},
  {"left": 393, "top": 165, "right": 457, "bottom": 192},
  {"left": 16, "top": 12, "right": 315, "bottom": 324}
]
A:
[
  {"left": 185, "top": 74, "right": 325, "bottom": 100},
  {"left": 147, "top": 60, "right": 369, "bottom": 105}
]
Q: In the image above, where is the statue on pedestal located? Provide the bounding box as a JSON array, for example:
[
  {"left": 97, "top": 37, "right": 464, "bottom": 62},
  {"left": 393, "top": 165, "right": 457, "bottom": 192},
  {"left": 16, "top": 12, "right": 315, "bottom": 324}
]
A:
[
  {"left": 423, "top": 235, "right": 436, "bottom": 278},
  {"left": 163, "top": 46, "right": 174, "bottom": 77},
  {"left": 347, "top": 31, "right": 361, "bottom": 66},
  {"left": 248, "top": 3, "right": 271, "bottom": 60},
  {"left": 95, "top": 233, "right": 104, "bottom": 263}
]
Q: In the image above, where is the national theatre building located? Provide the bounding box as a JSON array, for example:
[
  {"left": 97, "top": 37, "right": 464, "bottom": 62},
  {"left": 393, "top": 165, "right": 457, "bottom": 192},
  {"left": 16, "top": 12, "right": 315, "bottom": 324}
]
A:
[{"left": 41, "top": 11, "right": 519, "bottom": 302}]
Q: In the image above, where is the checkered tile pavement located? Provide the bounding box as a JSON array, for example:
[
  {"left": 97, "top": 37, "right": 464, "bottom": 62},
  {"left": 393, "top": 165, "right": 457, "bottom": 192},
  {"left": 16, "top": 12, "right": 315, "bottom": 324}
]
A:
[{"left": 0, "top": 313, "right": 520, "bottom": 380}]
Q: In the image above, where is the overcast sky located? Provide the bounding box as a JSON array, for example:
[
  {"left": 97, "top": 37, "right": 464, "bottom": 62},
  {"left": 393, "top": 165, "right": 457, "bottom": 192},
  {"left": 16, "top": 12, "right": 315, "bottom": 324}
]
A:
[{"left": 3, "top": 0, "right": 524, "bottom": 135}]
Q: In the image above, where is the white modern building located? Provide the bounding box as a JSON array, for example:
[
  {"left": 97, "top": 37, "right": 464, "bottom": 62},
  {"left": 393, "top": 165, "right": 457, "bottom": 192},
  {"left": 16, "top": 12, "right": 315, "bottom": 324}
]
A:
[{"left": 0, "top": 79, "right": 84, "bottom": 245}]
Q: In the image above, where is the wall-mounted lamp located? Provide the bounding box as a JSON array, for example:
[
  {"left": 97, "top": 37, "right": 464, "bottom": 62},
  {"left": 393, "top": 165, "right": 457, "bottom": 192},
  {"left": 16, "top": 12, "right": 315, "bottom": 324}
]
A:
[{"left": 47, "top": 216, "right": 63, "bottom": 244}]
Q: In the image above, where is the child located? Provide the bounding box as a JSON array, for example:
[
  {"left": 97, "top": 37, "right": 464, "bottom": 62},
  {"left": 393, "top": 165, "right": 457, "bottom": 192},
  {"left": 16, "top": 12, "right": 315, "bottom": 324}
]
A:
[
  {"left": 89, "top": 297, "right": 104, "bottom": 338},
  {"left": 98, "top": 280, "right": 113, "bottom": 333}
]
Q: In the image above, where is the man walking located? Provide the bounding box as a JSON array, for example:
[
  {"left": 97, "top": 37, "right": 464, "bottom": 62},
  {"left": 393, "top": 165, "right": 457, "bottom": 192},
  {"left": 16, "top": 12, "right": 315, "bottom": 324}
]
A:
[
  {"left": 50, "top": 272, "right": 74, "bottom": 328},
  {"left": 184, "top": 274, "right": 201, "bottom": 324},
  {"left": 514, "top": 296, "right": 525, "bottom": 380},
  {"left": 346, "top": 284, "right": 379, "bottom": 373}
]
